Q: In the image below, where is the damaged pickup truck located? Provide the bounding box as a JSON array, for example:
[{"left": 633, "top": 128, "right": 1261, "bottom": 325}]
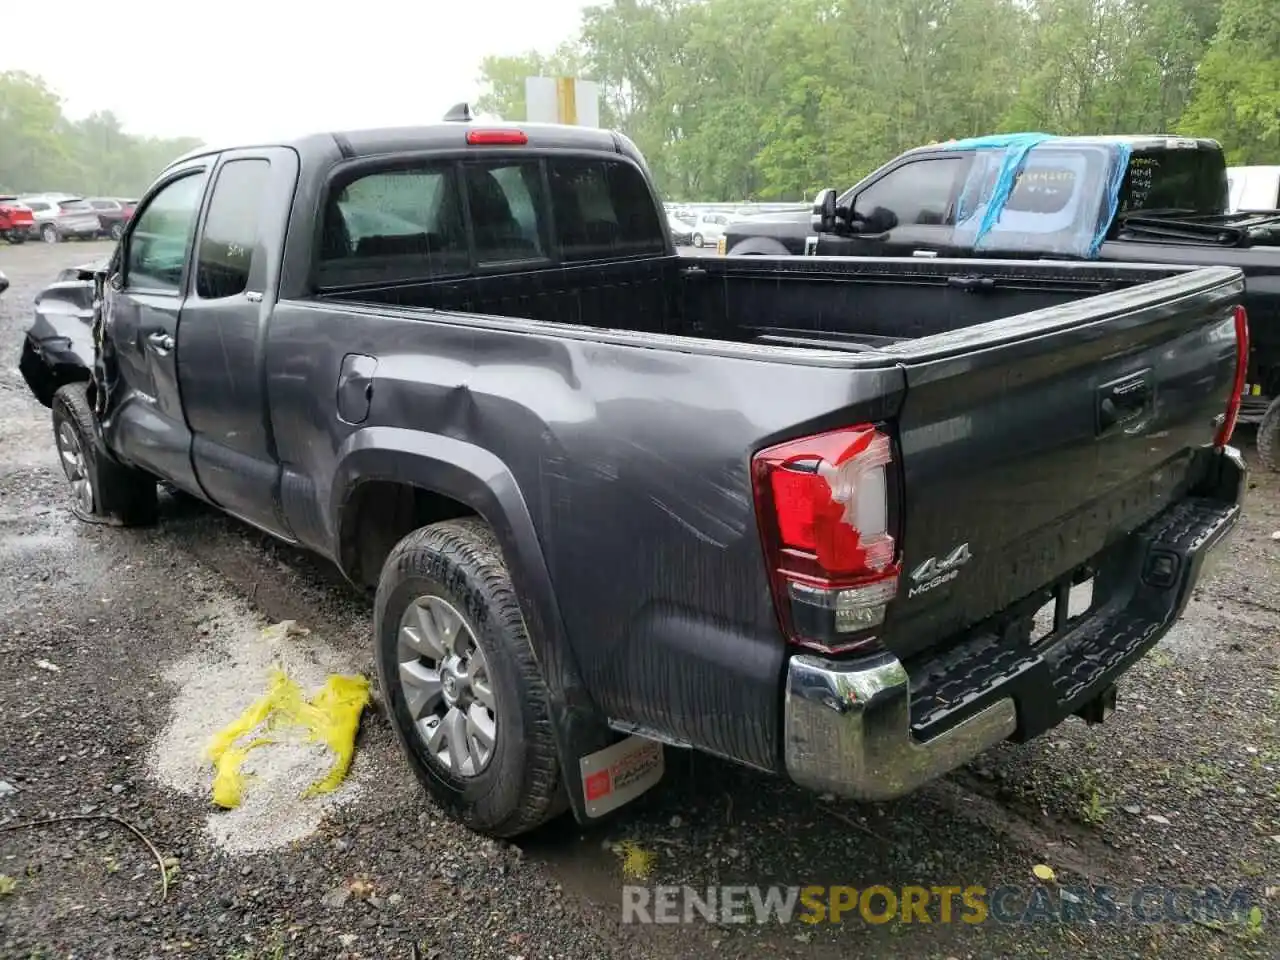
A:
[{"left": 19, "top": 115, "right": 1249, "bottom": 838}]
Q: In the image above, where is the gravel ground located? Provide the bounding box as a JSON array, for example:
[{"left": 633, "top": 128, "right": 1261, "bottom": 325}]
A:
[{"left": 1, "top": 240, "right": 1278, "bottom": 959}]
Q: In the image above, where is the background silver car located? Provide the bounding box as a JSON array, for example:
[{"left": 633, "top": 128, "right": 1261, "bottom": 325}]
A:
[{"left": 17, "top": 194, "right": 103, "bottom": 243}]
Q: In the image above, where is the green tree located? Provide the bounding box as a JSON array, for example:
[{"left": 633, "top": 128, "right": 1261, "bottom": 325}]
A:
[
  {"left": 0, "top": 71, "right": 201, "bottom": 197},
  {"left": 0, "top": 72, "right": 73, "bottom": 193},
  {"left": 475, "top": 43, "right": 587, "bottom": 121},
  {"left": 1179, "top": 0, "right": 1280, "bottom": 162},
  {"left": 476, "top": 0, "right": 1260, "bottom": 201}
]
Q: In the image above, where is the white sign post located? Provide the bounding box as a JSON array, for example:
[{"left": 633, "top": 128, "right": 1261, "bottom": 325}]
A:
[{"left": 525, "top": 76, "right": 601, "bottom": 127}]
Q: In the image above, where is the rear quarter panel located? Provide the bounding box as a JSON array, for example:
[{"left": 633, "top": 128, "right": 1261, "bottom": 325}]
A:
[{"left": 264, "top": 302, "right": 904, "bottom": 769}]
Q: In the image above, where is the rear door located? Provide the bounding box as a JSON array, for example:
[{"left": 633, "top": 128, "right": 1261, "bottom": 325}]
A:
[
  {"left": 884, "top": 266, "right": 1242, "bottom": 661},
  {"left": 104, "top": 162, "right": 211, "bottom": 492},
  {"left": 179, "top": 148, "right": 297, "bottom": 536}
]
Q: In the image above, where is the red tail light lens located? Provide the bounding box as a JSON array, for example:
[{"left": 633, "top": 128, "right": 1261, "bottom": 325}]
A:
[
  {"left": 1216, "top": 305, "right": 1249, "bottom": 448},
  {"left": 465, "top": 129, "right": 529, "bottom": 145},
  {"left": 752, "top": 425, "right": 898, "bottom": 655}
]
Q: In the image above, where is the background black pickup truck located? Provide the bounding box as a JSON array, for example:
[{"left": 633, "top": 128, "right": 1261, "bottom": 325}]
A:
[
  {"left": 722, "top": 135, "right": 1280, "bottom": 462},
  {"left": 20, "top": 118, "right": 1248, "bottom": 838}
]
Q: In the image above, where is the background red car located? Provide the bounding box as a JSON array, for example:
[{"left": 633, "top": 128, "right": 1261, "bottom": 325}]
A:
[{"left": 0, "top": 197, "right": 34, "bottom": 244}]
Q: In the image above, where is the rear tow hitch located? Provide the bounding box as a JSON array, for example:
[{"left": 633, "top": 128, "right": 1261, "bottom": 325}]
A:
[{"left": 1075, "top": 683, "right": 1118, "bottom": 725}]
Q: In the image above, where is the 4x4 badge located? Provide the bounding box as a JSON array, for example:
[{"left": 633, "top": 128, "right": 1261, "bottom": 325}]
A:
[{"left": 908, "top": 543, "right": 972, "bottom": 597}]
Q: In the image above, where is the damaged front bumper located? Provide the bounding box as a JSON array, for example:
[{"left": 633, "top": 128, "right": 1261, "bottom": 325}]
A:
[{"left": 783, "top": 446, "right": 1245, "bottom": 803}]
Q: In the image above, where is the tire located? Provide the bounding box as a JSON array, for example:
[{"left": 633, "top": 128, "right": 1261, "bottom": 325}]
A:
[
  {"left": 1257, "top": 397, "right": 1280, "bottom": 472},
  {"left": 692, "top": 233, "right": 704, "bottom": 248},
  {"left": 50, "top": 383, "right": 158, "bottom": 526},
  {"left": 109, "top": 223, "right": 124, "bottom": 241},
  {"left": 375, "top": 518, "right": 566, "bottom": 837},
  {"left": 41, "top": 223, "right": 59, "bottom": 244}
]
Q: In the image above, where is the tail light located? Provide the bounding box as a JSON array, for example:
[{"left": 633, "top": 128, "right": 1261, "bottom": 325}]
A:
[
  {"left": 1216, "top": 305, "right": 1249, "bottom": 448},
  {"left": 752, "top": 425, "right": 899, "bottom": 655}
]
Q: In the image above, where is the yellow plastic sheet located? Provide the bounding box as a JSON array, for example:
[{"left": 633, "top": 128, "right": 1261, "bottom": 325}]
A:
[{"left": 206, "top": 661, "right": 371, "bottom": 810}]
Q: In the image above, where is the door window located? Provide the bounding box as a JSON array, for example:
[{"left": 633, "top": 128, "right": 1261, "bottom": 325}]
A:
[
  {"left": 125, "top": 173, "right": 208, "bottom": 292},
  {"left": 852, "top": 158, "right": 966, "bottom": 228},
  {"left": 197, "top": 159, "right": 272, "bottom": 299}
]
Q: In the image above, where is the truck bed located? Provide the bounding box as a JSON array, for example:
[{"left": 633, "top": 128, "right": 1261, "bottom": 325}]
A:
[{"left": 317, "top": 254, "right": 1189, "bottom": 354}]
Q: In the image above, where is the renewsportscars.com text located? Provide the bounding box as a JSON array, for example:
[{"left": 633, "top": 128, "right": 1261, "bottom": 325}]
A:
[{"left": 621, "top": 883, "right": 1263, "bottom": 927}]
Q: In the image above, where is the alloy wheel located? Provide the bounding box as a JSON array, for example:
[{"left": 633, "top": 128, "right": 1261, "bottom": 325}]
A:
[
  {"left": 397, "top": 594, "right": 498, "bottom": 776},
  {"left": 55, "top": 421, "right": 93, "bottom": 515}
]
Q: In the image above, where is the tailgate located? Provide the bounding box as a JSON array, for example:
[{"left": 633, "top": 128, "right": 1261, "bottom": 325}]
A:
[{"left": 886, "top": 264, "right": 1243, "bottom": 660}]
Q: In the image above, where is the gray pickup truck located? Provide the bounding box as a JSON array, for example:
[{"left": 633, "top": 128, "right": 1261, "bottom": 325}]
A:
[{"left": 19, "top": 115, "right": 1248, "bottom": 838}]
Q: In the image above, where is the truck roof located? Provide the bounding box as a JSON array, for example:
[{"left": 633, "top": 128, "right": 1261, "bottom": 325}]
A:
[
  {"left": 165, "top": 121, "right": 627, "bottom": 171},
  {"left": 904, "top": 133, "right": 1222, "bottom": 157}
]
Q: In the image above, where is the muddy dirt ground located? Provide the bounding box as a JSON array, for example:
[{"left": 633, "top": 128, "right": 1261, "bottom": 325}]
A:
[{"left": 1, "top": 241, "right": 1278, "bottom": 959}]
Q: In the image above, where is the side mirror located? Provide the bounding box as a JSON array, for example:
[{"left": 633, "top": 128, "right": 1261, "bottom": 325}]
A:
[
  {"left": 860, "top": 206, "right": 898, "bottom": 234},
  {"left": 107, "top": 272, "right": 123, "bottom": 292},
  {"left": 810, "top": 188, "right": 839, "bottom": 234}
]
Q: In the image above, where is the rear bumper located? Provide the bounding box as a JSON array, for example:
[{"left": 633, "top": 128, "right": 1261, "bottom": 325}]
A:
[{"left": 783, "top": 446, "right": 1245, "bottom": 802}]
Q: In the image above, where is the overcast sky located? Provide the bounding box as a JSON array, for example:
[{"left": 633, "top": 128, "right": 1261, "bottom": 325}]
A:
[{"left": 6, "top": 0, "right": 595, "bottom": 143}]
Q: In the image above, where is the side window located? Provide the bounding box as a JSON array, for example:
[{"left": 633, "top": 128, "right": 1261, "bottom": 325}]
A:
[
  {"left": 25, "top": 201, "right": 49, "bottom": 213},
  {"left": 125, "top": 173, "right": 207, "bottom": 292},
  {"left": 318, "top": 163, "right": 467, "bottom": 287},
  {"left": 853, "top": 158, "right": 965, "bottom": 228},
  {"left": 464, "top": 161, "right": 546, "bottom": 264},
  {"left": 197, "top": 159, "right": 272, "bottom": 299},
  {"left": 547, "top": 159, "right": 666, "bottom": 262}
]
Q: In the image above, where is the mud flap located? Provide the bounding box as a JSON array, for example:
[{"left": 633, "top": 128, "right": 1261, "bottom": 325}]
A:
[{"left": 578, "top": 735, "right": 665, "bottom": 819}]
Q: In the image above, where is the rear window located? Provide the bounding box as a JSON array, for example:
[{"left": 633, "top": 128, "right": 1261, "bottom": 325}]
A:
[
  {"left": 547, "top": 159, "right": 665, "bottom": 262},
  {"left": 1117, "top": 148, "right": 1227, "bottom": 216},
  {"left": 318, "top": 155, "right": 665, "bottom": 287},
  {"left": 1006, "top": 165, "right": 1078, "bottom": 214},
  {"left": 58, "top": 200, "right": 92, "bottom": 212},
  {"left": 319, "top": 163, "right": 468, "bottom": 287}
]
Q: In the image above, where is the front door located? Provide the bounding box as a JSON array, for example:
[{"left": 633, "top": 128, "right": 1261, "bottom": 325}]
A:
[{"left": 103, "top": 164, "right": 211, "bottom": 494}]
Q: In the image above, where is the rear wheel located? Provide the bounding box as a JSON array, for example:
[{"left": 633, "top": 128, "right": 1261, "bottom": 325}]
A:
[
  {"left": 1257, "top": 396, "right": 1280, "bottom": 472},
  {"left": 50, "top": 383, "right": 157, "bottom": 525},
  {"left": 374, "top": 518, "right": 566, "bottom": 837},
  {"left": 41, "top": 223, "right": 58, "bottom": 244},
  {"left": 109, "top": 222, "right": 124, "bottom": 241}
]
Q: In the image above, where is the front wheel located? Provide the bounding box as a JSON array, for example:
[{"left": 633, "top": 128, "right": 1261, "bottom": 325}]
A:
[
  {"left": 1257, "top": 397, "right": 1280, "bottom": 472},
  {"left": 692, "top": 232, "right": 704, "bottom": 248},
  {"left": 375, "top": 518, "right": 566, "bottom": 838},
  {"left": 50, "top": 383, "right": 158, "bottom": 525}
]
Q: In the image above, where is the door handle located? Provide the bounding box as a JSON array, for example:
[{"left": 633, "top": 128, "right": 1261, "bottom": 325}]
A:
[
  {"left": 146, "top": 331, "right": 175, "bottom": 352},
  {"left": 912, "top": 249, "right": 939, "bottom": 258}
]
